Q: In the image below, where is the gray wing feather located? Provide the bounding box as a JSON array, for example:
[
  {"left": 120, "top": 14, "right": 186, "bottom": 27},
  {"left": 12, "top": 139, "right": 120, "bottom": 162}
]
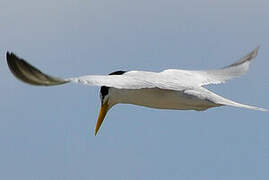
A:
[
  {"left": 197, "top": 46, "right": 260, "bottom": 85},
  {"left": 162, "top": 47, "right": 260, "bottom": 86},
  {"left": 6, "top": 52, "right": 69, "bottom": 86}
]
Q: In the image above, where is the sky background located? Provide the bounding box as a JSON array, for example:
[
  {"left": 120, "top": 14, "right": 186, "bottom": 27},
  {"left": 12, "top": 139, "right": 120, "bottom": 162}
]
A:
[{"left": 1, "top": 0, "right": 269, "bottom": 179}]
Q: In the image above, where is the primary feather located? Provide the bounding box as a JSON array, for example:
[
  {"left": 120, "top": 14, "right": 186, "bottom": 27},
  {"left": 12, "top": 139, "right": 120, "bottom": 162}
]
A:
[{"left": 6, "top": 52, "right": 69, "bottom": 86}]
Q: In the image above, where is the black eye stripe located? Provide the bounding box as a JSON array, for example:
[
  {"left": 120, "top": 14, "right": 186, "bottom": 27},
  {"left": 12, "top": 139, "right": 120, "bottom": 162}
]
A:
[
  {"left": 100, "top": 86, "right": 109, "bottom": 97},
  {"left": 100, "top": 70, "right": 127, "bottom": 99}
]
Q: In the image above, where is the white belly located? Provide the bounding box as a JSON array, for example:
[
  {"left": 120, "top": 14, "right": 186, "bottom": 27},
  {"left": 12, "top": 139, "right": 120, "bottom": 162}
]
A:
[{"left": 109, "top": 88, "right": 219, "bottom": 111}]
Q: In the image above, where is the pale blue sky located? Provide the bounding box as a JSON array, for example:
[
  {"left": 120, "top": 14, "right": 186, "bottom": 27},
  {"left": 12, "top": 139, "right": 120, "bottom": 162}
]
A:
[{"left": 1, "top": 0, "right": 269, "bottom": 179}]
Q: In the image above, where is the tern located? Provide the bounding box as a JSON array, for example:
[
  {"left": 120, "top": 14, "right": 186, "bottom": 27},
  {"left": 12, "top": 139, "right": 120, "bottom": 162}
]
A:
[{"left": 6, "top": 47, "right": 267, "bottom": 135}]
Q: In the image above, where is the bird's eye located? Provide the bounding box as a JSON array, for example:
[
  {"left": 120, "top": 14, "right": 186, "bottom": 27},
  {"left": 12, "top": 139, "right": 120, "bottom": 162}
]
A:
[{"left": 100, "top": 86, "right": 109, "bottom": 102}]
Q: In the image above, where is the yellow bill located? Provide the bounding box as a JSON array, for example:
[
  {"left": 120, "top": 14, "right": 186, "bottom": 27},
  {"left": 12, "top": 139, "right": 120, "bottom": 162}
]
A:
[{"left": 95, "top": 102, "right": 109, "bottom": 136}]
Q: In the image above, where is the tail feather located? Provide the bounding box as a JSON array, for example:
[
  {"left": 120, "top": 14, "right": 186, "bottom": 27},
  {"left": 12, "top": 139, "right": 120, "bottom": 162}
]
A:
[
  {"left": 202, "top": 88, "right": 268, "bottom": 111},
  {"left": 222, "top": 100, "right": 268, "bottom": 112}
]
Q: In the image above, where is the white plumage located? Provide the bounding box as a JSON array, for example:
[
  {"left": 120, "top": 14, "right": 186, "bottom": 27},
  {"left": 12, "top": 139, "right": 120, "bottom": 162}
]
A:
[
  {"left": 69, "top": 47, "right": 257, "bottom": 90},
  {"left": 6, "top": 46, "right": 267, "bottom": 135}
]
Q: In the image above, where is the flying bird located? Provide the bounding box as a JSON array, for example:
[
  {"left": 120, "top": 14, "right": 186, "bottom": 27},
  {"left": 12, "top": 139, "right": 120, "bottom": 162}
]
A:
[{"left": 6, "top": 47, "right": 267, "bottom": 135}]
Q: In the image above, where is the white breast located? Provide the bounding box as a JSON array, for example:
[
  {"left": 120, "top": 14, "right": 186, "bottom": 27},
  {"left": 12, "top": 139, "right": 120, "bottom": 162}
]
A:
[{"left": 109, "top": 88, "right": 219, "bottom": 111}]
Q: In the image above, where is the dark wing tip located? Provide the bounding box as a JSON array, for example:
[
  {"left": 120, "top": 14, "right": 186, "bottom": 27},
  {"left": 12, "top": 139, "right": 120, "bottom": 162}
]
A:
[
  {"left": 224, "top": 46, "right": 260, "bottom": 69},
  {"left": 6, "top": 51, "right": 69, "bottom": 86},
  {"left": 6, "top": 51, "right": 17, "bottom": 61},
  {"left": 248, "top": 46, "right": 260, "bottom": 60},
  {"left": 6, "top": 51, "right": 15, "bottom": 64}
]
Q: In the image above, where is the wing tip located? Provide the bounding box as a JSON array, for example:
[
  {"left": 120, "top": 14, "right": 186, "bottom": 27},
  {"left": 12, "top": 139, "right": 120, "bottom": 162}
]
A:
[
  {"left": 6, "top": 51, "right": 69, "bottom": 86},
  {"left": 6, "top": 51, "right": 18, "bottom": 62},
  {"left": 6, "top": 51, "right": 15, "bottom": 64},
  {"left": 245, "top": 46, "right": 260, "bottom": 61},
  {"left": 6, "top": 51, "right": 25, "bottom": 82},
  {"left": 224, "top": 46, "right": 260, "bottom": 69},
  {"left": 249, "top": 45, "right": 260, "bottom": 59}
]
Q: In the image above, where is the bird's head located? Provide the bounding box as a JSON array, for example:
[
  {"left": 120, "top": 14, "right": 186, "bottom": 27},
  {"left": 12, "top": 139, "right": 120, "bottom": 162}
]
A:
[{"left": 95, "top": 70, "right": 126, "bottom": 136}]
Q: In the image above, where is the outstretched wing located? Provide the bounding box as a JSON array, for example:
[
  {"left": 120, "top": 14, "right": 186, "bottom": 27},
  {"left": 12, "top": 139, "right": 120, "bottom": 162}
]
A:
[
  {"left": 162, "top": 47, "right": 260, "bottom": 86},
  {"left": 6, "top": 52, "right": 165, "bottom": 90}
]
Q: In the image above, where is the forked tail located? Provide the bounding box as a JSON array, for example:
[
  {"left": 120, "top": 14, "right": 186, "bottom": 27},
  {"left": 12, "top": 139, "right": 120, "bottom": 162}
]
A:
[
  {"left": 222, "top": 100, "right": 268, "bottom": 111},
  {"left": 201, "top": 88, "right": 268, "bottom": 111}
]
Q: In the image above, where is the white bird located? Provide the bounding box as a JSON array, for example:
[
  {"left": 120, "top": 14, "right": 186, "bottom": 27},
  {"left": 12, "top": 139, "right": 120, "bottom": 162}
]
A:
[{"left": 6, "top": 47, "right": 267, "bottom": 135}]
